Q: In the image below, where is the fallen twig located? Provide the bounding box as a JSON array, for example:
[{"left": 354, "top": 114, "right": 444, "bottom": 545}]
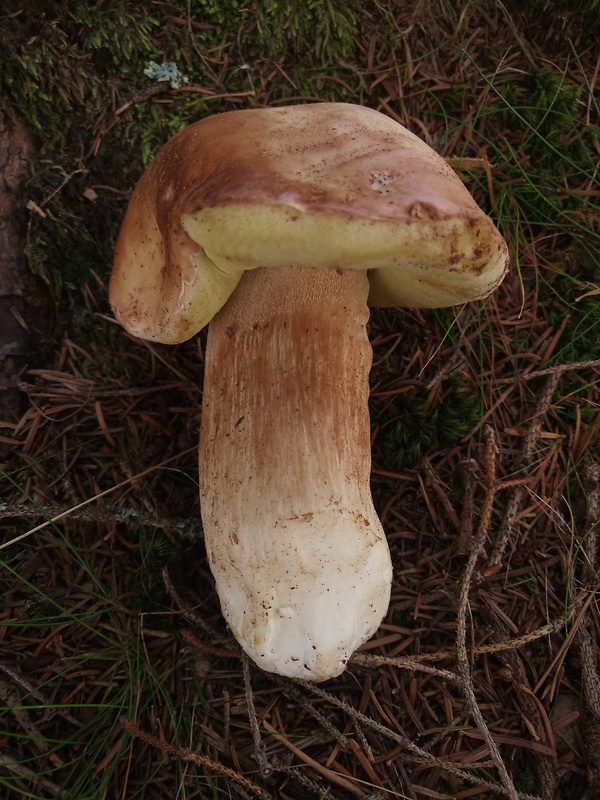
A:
[
  {"left": 489, "top": 372, "right": 562, "bottom": 566},
  {"left": 0, "top": 446, "right": 197, "bottom": 551},
  {"left": 120, "top": 716, "right": 272, "bottom": 799},
  {"left": 0, "top": 754, "right": 66, "bottom": 798},
  {"left": 0, "top": 500, "right": 201, "bottom": 539},
  {"left": 297, "top": 679, "right": 542, "bottom": 800},
  {"left": 493, "top": 357, "right": 600, "bottom": 384},
  {"left": 456, "top": 426, "right": 519, "bottom": 800}
]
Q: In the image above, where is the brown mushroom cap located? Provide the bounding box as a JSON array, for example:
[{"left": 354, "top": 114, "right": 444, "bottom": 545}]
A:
[{"left": 110, "top": 103, "right": 508, "bottom": 343}]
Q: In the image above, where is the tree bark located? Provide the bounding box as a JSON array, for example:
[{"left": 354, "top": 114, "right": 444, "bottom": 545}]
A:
[{"left": 0, "top": 101, "right": 45, "bottom": 422}]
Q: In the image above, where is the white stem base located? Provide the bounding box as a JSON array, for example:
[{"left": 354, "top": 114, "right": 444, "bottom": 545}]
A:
[{"left": 199, "top": 267, "right": 392, "bottom": 681}]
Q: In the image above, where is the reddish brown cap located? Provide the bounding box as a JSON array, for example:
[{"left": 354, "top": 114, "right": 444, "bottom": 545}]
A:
[{"left": 110, "top": 103, "right": 508, "bottom": 343}]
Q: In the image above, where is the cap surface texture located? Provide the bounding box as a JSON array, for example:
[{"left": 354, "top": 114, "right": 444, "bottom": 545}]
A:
[{"left": 110, "top": 102, "right": 509, "bottom": 342}]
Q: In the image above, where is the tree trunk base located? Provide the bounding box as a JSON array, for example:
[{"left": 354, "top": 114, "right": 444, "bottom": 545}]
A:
[{"left": 0, "top": 101, "right": 49, "bottom": 425}]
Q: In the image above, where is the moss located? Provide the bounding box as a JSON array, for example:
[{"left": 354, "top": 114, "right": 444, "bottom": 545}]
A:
[
  {"left": 0, "top": 0, "right": 392, "bottom": 318},
  {"left": 0, "top": 0, "right": 395, "bottom": 162},
  {"left": 514, "top": 768, "right": 538, "bottom": 793},
  {"left": 371, "top": 377, "right": 482, "bottom": 472},
  {"left": 506, "top": 0, "right": 600, "bottom": 15},
  {"left": 2, "top": 2, "right": 162, "bottom": 150},
  {"left": 392, "top": 608, "right": 415, "bottom": 627},
  {"left": 254, "top": 0, "right": 359, "bottom": 62},
  {"left": 190, "top": 0, "right": 360, "bottom": 62}
]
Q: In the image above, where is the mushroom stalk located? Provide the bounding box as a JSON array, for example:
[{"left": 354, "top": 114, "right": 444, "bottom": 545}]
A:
[{"left": 200, "top": 266, "right": 392, "bottom": 681}]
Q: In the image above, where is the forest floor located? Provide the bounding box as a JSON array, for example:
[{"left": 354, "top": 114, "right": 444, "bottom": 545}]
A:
[{"left": 1, "top": 1, "right": 599, "bottom": 798}]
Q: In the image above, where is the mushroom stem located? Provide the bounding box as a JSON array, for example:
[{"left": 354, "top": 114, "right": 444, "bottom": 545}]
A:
[{"left": 199, "top": 266, "right": 392, "bottom": 681}]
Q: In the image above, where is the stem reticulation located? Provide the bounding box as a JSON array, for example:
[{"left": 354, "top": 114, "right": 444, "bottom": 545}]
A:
[{"left": 200, "top": 267, "right": 392, "bottom": 681}]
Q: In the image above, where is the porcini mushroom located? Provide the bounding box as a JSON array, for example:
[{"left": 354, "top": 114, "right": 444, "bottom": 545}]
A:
[{"left": 110, "top": 103, "right": 508, "bottom": 682}]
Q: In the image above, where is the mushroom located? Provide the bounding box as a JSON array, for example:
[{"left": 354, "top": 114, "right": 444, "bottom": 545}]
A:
[{"left": 110, "top": 103, "right": 508, "bottom": 682}]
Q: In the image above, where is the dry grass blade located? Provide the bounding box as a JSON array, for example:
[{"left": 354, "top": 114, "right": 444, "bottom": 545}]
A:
[
  {"left": 120, "top": 717, "right": 273, "bottom": 799},
  {"left": 263, "top": 721, "right": 367, "bottom": 798},
  {"left": 0, "top": 446, "right": 197, "bottom": 551},
  {"left": 0, "top": 755, "right": 65, "bottom": 799},
  {"left": 488, "top": 372, "right": 562, "bottom": 566},
  {"left": 243, "top": 653, "right": 273, "bottom": 779},
  {"left": 297, "top": 681, "right": 542, "bottom": 800}
]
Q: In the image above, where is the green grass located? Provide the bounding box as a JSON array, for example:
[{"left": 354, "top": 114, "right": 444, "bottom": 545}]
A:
[
  {"left": 1, "top": 547, "right": 136, "bottom": 797},
  {"left": 0, "top": 525, "right": 230, "bottom": 799}
]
